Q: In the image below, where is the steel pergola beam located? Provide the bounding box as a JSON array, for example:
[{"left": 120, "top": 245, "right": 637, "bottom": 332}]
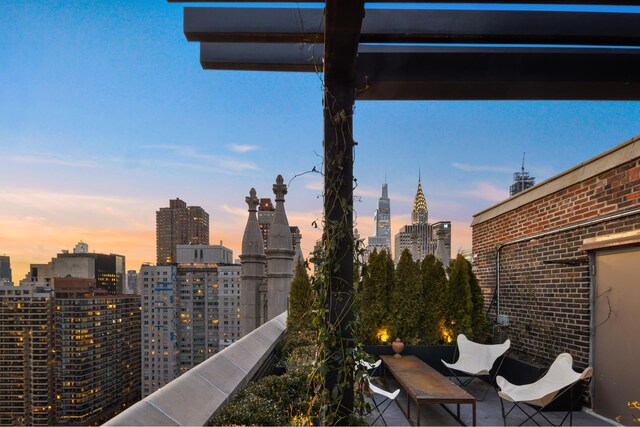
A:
[
  {"left": 200, "top": 43, "right": 640, "bottom": 100},
  {"left": 172, "top": 0, "right": 640, "bottom": 5},
  {"left": 185, "top": 7, "right": 640, "bottom": 46}
]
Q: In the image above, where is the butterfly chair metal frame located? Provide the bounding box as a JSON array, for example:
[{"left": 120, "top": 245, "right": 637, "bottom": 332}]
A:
[
  {"left": 442, "top": 334, "right": 511, "bottom": 401},
  {"left": 364, "top": 377, "right": 400, "bottom": 427},
  {"left": 358, "top": 358, "right": 382, "bottom": 377},
  {"left": 497, "top": 353, "right": 593, "bottom": 427}
]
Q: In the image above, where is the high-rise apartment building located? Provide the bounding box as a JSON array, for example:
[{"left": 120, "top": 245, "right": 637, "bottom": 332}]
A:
[
  {"left": 0, "top": 255, "right": 12, "bottom": 282},
  {"left": 367, "top": 183, "right": 392, "bottom": 255},
  {"left": 394, "top": 176, "right": 452, "bottom": 266},
  {"left": 156, "top": 198, "right": 209, "bottom": 265},
  {"left": 141, "top": 264, "right": 179, "bottom": 398},
  {"left": 126, "top": 270, "right": 138, "bottom": 294},
  {"left": 22, "top": 243, "right": 125, "bottom": 294},
  {"left": 53, "top": 278, "right": 141, "bottom": 425},
  {"left": 257, "top": 198, "right": 275, "bottom": 250},
  {"left": 54, "top": 251, "right": 125, "bottom": 294},
  {"left": 141, "top": 245, "right": 240, "bottom": 397},
  {"left": 431, "top": 221, "right": 452, "bottom": 267},
  {"left": 0, "top": 283, "right": 55, "bottom": 426}
]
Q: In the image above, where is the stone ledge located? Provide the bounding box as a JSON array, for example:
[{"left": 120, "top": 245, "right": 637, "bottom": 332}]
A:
[{"left": 104, "top": 312, "right": 287, "bottom": 426}]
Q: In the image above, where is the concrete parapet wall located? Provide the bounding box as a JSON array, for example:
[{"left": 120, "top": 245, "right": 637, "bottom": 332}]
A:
[{"left": 104, "top": 312, "right": 287, "bottom": 426}]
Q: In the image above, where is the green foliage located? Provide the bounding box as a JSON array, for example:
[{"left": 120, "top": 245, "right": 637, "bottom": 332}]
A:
[
  {"left": 468, "top": 258, "right": 490, "bottom": 342},
  {"left": 209, "top": 370, "right": 312, "bottom": 426},
  {"left": 210, "top": 330, "right": 317, "bottom": 426},
  {"left": 288, "top": 261, "right": 314, "bottom": 333},
  {"left": 446, "top": 254, "right": 474, "bottom": 338},
  {"left": 356, "top": 249, "right": 394, "bottom": 344},
  {"left": 420, "top": 254, "right": 447, "bottom": 344},
  {"left": 390, "top": 249, "right": 424, "bottom": 344}
]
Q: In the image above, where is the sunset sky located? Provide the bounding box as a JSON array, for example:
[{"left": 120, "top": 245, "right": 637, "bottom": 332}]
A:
[{"left": 2, "top": 0, "right": 640, "bottom": 280}]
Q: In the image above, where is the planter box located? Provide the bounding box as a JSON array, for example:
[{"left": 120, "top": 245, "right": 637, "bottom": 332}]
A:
[{"left": 362, "top": 344, "right": 456, "bottom": 377}]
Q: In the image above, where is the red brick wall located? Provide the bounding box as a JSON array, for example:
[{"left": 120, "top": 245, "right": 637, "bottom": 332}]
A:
[{"left": 472, "top": 158, "right": 640, "bottom": 370}]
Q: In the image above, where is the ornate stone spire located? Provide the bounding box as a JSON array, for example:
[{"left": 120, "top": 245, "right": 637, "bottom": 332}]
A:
[
  {"left": 412, "top": 175, "right": 428, "bottom": 225},
  {"left": 266, "top": 174, "right": 294, "bottom": 321},
  {"left": 240, "top": 188, "right": 266, "bottom": 337},
  {"left": 242, "top": 188, "right": 264, "bottom": 256},
  {"left": 273, "top": 174, "right": 287, "bottom": 202},
  {"left": 267, "top": 175, "right": 293, "bottom": 251}
]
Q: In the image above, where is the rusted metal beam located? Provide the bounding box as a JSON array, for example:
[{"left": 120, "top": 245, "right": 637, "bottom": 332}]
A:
[{"left": 185, "top": 7, "right": 640, "bottom": 46}]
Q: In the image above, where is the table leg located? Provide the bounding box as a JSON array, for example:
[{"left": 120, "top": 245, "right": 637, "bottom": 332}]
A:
[
  {"left": 472, "top": 401, "right": 476, "bottom": 426},
  {"left": 416, "top": 398, "right": 420, "bottom": 426},
  {"left": 408, "top": 396, "right": 411, "bottom": 425},
  {"left": 457, "top": 403, "right": 460, "bottom": 419}
]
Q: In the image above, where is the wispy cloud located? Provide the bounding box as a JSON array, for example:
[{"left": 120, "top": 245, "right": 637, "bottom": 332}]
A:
[
  {"left": 9, "top": 153, "right": 97, "bottom": 168},
  {"left": 457, "top": 181, "right": 509, "bottom": 202},
  {"left": 141, "top": 144, "right": 257, "bottom": 172},
  {"left": 227, "top": 144, "right": 259, "bottom": 153},
  {"left": 452, "top": 162, "right": 513, "bottom": 173}
]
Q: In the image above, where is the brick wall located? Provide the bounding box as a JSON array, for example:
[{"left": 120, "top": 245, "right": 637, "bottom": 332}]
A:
[{"left": 472, "top": 143, "right": 640, "bottom": 370}]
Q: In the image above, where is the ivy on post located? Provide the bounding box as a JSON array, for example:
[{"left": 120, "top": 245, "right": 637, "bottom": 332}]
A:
[{"left": 321, "top": 0, "right": 365, "bottom": 424}]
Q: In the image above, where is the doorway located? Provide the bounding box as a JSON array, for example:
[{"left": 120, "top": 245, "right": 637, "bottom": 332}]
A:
[{"left": 593, "top": 245, "right": 640, "bottom": 425}]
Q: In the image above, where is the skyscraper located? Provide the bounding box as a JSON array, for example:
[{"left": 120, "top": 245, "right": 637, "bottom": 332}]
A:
[
  {"left": 394, "top": 175, "right": 452, "bottom": 266},
  {"left": 156, "top": 198, "right": 209, "bottom": 265},
  {"left": 510, "top": 155, "right": 536, "bottom": 196},
  {"left": 54, "top": 278, "right": 141, "bottom": 425},
  {"left": 0, "top": 255, "right": 11, "bottom": 282},
  {"left": 141, "top": 245, "right": 240, "bottom": 397},
  {"left": 395, "top": 176, "right": 430, "bottom": 263},
  {"left": 0, "top": 283, "right": 54, "bottom": 426},
  {"left": 257, "top": 198, "right": 275, "bottom": 250},
  {"left": 23, "top": 243, "right": 126, "bottom": 294},
  {"left": 141, "top": 264, "right": 179, "bottom": 398},
  {"left": 366, "top": 183, "right": 392, "bottom": 255}
]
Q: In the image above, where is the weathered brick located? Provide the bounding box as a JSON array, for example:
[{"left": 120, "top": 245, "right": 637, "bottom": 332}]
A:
[{"left": 472, "top": 141, "right": 640, "bottom": 370}]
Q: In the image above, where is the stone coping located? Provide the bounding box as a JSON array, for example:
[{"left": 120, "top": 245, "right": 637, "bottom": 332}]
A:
[
  {"left": 104, "top": 312, "right": 287, "bottom": 426},
  {"left": 472, "top": 134, "right": 640, "bottom": 226}
]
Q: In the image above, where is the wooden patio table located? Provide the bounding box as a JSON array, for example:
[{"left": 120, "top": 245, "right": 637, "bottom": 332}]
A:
[{"left": 379, "top": 355, "right": 476, "bottom": 426}]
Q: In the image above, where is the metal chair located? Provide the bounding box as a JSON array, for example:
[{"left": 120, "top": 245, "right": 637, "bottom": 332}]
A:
[
  {"left": 442, "top": 334, "right": 511, "bottom": 400},
  {"left": 366, "top": 377, "right": 400, "bottom": 427},
  {"left": 497, "top": 353, "right": 593, "bottom": 426}
]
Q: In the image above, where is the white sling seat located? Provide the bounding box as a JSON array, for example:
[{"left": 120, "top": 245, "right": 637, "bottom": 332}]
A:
[
  {"left": 497, "top": 353, "right": 593, "bottom": 408},
  {"left": 443, "top": 334, "right": 511, "bottom": 377},
  {"left": 496, "top": 353, "right": 593, "bottom": 426},
  {"left": 367, "top": 377, "right": 400, "bottom": 427}
]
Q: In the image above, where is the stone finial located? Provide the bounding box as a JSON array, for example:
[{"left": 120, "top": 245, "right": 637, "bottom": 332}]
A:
[
  {"left": 246, "top": 188, "right": 259, "bottom": 212},
  {"left": 273, "top": 175, "right": 287, "bottom": 201}
]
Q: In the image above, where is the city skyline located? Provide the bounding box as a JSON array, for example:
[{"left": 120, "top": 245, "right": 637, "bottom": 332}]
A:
[{"left": 2, "top": 1, "right": 640, "bottom": 279}]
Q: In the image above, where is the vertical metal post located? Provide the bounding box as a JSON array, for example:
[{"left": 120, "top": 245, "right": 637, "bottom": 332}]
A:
[
  {"left": 322, "top": 2, "right": 364, "bottom": 422},
  {"left": 323, "top": 78, "right": 356, "bottom": 424}
]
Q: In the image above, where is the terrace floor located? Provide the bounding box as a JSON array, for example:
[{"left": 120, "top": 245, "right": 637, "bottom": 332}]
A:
[{"left": 365, "top": 377, "right": 614, "bottom": 426}]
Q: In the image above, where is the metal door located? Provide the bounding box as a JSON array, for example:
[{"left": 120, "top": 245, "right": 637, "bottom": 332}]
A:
[{"left": 593, "top": 246, "right": 640, "bottom": 425}]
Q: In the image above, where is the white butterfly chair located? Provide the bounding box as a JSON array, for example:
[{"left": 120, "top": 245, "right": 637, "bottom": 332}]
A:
[
  {"left": 442, "top": 334, "right": 511, "bottom": 400},
  {"left": 358, "top": 358, "right": 382, "bottom": 377},
  {"left": 366, "top": 377, "right": 400, "bottom": 427},
  {"left": 497, "top": 353, "right": 593, "bottom": 426}
]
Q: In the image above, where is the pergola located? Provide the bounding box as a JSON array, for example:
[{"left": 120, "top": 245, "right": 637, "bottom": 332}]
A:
[{"left": 168, "top": 0, "right": 640, "bottom": 422}]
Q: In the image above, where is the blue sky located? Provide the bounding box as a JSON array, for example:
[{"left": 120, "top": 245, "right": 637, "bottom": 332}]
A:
[{"left": 2, "top": 0, "right": 640, "bottom": 278}]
